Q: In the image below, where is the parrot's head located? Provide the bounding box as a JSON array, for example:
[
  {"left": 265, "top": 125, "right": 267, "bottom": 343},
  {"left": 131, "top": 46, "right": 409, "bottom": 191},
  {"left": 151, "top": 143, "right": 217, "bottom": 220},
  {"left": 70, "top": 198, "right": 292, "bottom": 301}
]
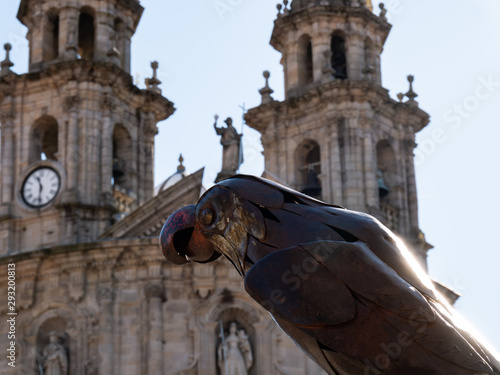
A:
[{"left": 160, "top": 175, "right": 328, "bottom": 276}]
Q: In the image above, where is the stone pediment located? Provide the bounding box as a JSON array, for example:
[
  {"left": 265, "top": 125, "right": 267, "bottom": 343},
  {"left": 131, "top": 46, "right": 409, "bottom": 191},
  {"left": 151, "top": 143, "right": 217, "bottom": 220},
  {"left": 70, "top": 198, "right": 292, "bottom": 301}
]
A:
[{"left": 99, "top": 168, "right": 204, "bottom": 240}]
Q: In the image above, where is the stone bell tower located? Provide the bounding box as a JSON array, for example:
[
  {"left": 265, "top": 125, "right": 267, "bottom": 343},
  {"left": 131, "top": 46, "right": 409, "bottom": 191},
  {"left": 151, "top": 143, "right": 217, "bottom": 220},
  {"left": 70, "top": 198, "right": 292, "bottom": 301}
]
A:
[
  {"left": 245, "top": 0, "right": 433, "bottom": 266},
  {"left": 0, "top": 0, "right": 175, "bottom": 255}
]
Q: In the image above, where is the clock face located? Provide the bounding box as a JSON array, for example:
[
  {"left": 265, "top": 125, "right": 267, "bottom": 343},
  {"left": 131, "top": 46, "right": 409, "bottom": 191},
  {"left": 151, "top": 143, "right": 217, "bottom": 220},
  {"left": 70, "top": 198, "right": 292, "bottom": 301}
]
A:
[{"left": 22, "top": 167, "right": 61, "bottom": 208}]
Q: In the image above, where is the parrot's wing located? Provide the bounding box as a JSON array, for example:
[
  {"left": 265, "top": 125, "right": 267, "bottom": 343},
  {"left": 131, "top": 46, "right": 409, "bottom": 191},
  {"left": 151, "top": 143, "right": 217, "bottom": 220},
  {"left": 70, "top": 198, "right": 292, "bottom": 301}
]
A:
[
  {"left": 300, "top": 241, "right": 496, "bottom": 374},
  {"left": 245, "top": 245, "right": 356, "bottom": 326},
  {"left": 246, "top": 241, "right": 496, "bottom": 374},
  {"left": 245, "top": 241, "right": 434, "bottom": 326},
  {"left": 282, "top": 202, "right": 438, "bottom": 300}
]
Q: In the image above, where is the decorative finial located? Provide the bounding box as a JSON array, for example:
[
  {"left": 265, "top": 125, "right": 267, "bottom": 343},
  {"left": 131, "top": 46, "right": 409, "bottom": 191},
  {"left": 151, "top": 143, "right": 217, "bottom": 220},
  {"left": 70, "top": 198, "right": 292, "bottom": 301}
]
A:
[
  {"left": 177, "top": 154, "right": 186, "bottom": 173},
  {"left": 283, "top": 0, "right": 290, "bottom": 15},
  {"left": 145, "top": 61, "right": 162, "bottom": 94},
  {"left": 1, "top": 43, "right": 14, "bottom": 77},
  {"left": 397, "top": 93, "right": 405, "bottom": 102},
  {"left": 259, "top": 71, "right": 274, "bottom": 105},
  {"left": 405, "top": 75, "right": 418, "bottom": 106},
  {"left": 379, "top": 3, "right": 388, "bottom": 21},
  {"left": 277, "top": 3, "right": 283, "bottom": 17}
]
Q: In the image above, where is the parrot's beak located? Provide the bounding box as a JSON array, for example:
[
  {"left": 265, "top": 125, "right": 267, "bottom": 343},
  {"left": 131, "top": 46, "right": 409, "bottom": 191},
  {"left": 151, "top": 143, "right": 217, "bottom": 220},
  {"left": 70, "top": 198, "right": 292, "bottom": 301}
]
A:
[
  {"left": 207, "top": 195, "right": 267, "bottom": 277},
  {"left": 160, "top": 205, "right": 220, "bottom": 264}
]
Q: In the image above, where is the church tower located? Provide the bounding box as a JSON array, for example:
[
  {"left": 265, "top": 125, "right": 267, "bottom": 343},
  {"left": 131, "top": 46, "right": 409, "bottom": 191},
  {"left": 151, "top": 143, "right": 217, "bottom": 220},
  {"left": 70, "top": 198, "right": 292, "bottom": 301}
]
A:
[
  {"left": 0, "top": 0, "right": 174, "bottom": 255},
  {"left": 245, "top": 0, "right": 432, "bottom": 266}
]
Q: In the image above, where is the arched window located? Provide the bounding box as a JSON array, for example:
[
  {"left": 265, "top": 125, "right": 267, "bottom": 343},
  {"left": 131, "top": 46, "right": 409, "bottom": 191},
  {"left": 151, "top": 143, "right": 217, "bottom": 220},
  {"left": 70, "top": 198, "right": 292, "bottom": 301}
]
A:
[
  {"left": 78, "top": 8, "right": 95, "bottom": 59},
  {"left": 30, "top": 116, "right": 59, "bottom": 162},
  {"left": 298, "top": 35, "right": 314, "bottom": 86},
  {"left": 112, "top": 124, "right": 132, "bottom": 188},
  {"left": 331, "top": 34, "right": 347, "bottom": 79},
  {"left": 295, "top": 140, "right": 322, "bottom": 198},
  {"left": 43, "top": 9, "right": 59, "bottom": 61},
  {"left": 376, "top": 140, "right": 397, "bottom": 200}
]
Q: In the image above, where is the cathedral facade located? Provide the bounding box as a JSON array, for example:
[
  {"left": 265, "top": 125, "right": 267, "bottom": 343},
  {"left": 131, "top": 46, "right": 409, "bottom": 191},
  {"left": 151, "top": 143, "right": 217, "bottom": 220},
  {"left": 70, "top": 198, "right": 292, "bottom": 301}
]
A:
[{"left": 0, "top": 1, "right": 445, "bottom": 374}]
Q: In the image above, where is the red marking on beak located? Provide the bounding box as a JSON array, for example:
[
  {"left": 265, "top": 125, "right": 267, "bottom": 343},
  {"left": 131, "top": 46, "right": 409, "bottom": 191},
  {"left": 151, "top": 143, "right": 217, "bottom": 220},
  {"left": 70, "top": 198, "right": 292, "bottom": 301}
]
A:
[{"left": 160, "top": 205, "right": 219, "bottom": 264}]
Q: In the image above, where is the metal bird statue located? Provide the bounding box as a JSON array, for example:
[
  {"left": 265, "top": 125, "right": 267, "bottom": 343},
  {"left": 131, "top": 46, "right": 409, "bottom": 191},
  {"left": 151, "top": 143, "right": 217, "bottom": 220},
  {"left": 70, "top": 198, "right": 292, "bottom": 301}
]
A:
[{"left": 160, "top": 175, "right": 500, "bottom": 375}]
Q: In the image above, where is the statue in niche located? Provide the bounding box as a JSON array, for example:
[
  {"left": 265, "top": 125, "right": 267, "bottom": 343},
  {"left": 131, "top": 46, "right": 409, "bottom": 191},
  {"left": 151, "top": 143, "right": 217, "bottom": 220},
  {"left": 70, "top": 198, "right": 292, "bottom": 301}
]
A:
[
  {"left": 214, "top": 115, "right": 243, "bottom": 183},
  {"left": 217, "top": 322, "right": 253, "bottom": 375},
  {"left": 42, "top": 331, "right": 68, "bottom": 375}
]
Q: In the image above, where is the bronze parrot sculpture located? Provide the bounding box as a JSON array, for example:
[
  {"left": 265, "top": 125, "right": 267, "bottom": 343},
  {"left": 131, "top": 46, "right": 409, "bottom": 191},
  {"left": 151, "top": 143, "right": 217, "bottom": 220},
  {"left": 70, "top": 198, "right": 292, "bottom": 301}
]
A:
[{"left": 159, "top": 175, "right": 500, "bottom": 375}]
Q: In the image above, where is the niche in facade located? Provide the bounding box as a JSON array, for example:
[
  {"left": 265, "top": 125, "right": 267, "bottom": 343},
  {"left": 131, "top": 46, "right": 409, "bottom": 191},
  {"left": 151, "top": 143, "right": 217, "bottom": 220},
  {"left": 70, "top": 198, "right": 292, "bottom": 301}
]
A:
[
  {"left": 78, "top": 8, "right": 95, "bottom": 59},
  {"left": 298, "top": 34, "right": 314, "bottom": 86},
  {"left": 30, "top": 116, "right": 59, "bottom": 162},
  {"left": 35, "top": 317, "right": 70, "bottom": 375},
  {"left": 331, "top": 34, "right": 347, "bottom": 79}
]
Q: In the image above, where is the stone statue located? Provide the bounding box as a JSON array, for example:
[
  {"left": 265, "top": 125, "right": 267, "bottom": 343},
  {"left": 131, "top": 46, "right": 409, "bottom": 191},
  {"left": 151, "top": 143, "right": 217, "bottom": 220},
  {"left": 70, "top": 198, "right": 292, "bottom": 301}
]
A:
[
  {"left": 161, "top": 175, "right": 500, "bottom": 375},
  {"left": 217, "top": 322, "right": 253, "bottom": 375},
  {"left": 214, "top": 115, "right": 243, "bottom": 182},
  {"left": 43, "top": 331, "right": 68, "bottom": 375}
]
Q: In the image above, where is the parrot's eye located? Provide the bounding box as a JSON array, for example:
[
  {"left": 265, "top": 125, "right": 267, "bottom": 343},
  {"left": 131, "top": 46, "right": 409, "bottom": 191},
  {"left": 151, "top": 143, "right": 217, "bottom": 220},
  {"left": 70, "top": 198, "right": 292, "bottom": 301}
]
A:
[{"left": 200, "top": 208, "right": 215, "bottom": 226}]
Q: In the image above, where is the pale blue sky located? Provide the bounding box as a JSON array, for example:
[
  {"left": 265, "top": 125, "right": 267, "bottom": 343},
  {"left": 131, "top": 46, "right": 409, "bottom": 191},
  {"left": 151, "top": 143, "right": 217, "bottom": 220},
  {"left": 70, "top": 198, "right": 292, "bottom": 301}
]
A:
[{"left": 1, "top": 0, "right": 499, "bottom": 350}]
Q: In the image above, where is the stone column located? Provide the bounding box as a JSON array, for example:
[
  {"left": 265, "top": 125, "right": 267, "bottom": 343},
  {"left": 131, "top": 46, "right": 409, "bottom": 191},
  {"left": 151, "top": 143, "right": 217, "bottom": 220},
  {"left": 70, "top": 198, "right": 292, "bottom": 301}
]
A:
[
  {"left": 279, "top": 124, "right": 290, "bottom": 184},
  {"left": 261, "top": 122, "right": 279, "bottom": 178},
  {"left": 143, "top": 119, "right": 158, "bottom": 203},
  {"left": 311, "top": 32, "right": 330, "bottom": 82},
  {"left": 285, "top": 41, "right": 300, "bottom": 97},
  {"left": 344, "top": 116, "right": 364, "bottom": 210},
  {"left": 374, "top": 44, "right": 383, "bottom": 85},
  {"left": 362, "top": 125, "right": 378, "bottom": 208},
  {"left": 201, "top": 321, "right": 218, "bottom": 373},
  {"left": 95, "top": 10, "right": 114, "bottom": 62},
  {"left": 64, "top": 96, "right": 80, "bottom": 199},
  {"left": 1, "top": 116, "right": 14, "bottom": 206},
  {"left": 146, "top": 284, "right": 165, "bottom": 375},
  {"left": 346, "top": 33, "right": 365, "bottom": 81},
  {"left": 101, "top": 97, "right": 114, "bottom": 203},
  {"left": 122, "top": 27, "right": 133, "bottom": 73},
  {"left": 329, "top": 117, "right": 344, "bottom": 205},
  {"left": 254, "top": 322, "right": 273, "bottom": 373},
  {"left": 97, "top": 287, "right": 114, "bottom": 375},
  {"left": 405, "top": 139, "right": 419, "bottom": 232},
  {"left": 29, "top": 9, "right": 46, "bottom": 70},
  {"left": 59, "top": 6, "right": 79, "bottom": 60}
]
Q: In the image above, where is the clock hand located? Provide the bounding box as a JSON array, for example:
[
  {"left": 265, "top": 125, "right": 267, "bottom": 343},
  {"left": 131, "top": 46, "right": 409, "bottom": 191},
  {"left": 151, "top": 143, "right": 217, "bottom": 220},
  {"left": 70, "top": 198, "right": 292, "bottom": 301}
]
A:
[{"left": 37, "top": 178, "right": 43, "bottom": 203}]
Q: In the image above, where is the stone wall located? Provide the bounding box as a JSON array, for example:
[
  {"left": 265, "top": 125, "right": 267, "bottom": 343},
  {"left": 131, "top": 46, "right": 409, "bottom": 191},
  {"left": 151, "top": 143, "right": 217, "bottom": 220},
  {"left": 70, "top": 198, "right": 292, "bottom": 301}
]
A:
[{"left": 0, "top": 238, "right": 326, "bottom": 375}]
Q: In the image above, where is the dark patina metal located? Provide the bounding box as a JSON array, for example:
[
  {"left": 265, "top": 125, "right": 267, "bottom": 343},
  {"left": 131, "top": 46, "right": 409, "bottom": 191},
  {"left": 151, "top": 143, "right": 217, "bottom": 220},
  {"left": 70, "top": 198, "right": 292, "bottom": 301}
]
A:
[{"left": 160, "top": 175, "right": 500, "bottom": 375}]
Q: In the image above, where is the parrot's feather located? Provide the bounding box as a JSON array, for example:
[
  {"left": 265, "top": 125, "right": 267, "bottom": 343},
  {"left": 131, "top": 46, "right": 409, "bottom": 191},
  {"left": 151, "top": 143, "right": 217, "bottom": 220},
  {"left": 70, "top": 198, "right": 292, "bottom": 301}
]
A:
[{"left": 245, "top": 246, "right": 356, "bottom": 326}]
